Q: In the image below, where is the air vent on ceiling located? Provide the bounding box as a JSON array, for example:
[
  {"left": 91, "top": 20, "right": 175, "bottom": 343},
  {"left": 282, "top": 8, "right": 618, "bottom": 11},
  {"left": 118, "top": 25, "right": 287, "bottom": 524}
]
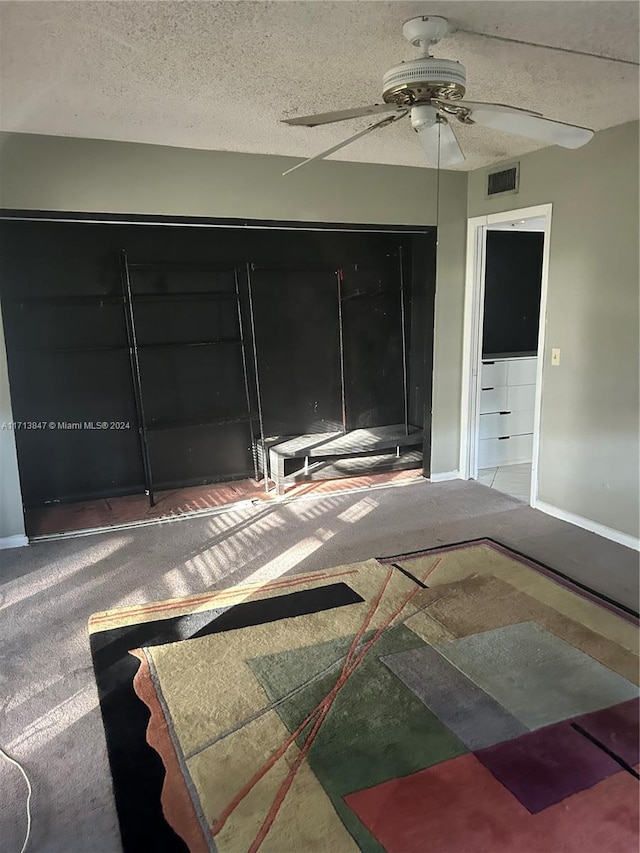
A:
[{"left": 486, "top": 163, "right": 520, "bottom": 197}]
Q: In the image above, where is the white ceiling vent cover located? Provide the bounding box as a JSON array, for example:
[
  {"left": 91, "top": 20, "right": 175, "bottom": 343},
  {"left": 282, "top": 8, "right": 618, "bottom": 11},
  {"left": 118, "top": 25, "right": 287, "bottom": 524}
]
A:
[{"left": 486, "top": 163, "right": 520, "bottom": 197}]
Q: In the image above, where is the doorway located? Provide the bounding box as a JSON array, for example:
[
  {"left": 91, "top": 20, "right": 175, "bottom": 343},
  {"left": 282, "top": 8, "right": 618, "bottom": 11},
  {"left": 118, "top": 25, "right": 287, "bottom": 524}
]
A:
[{"left": 460, "top": 204, "right": 552, "bottom": 505}]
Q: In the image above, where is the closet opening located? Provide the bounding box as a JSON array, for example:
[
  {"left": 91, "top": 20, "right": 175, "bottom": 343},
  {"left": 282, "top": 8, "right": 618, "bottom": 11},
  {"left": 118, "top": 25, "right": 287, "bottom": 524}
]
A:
[
  {"left": 460, "top": 204, "right": 552, "bottom": 506},
  {"left": 0, "top": 212, "right": 436, "bottom": 538}
]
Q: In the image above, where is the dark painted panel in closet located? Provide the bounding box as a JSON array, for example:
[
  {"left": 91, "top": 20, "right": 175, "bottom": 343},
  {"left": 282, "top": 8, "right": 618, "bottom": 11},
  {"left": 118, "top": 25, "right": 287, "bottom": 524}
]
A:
[
  {"left": 407, "top": 231, "right": 437, "bottom": 470},
  {"left": 251, "top": 268, "right": 343, "bottom": 436},
  {"left": 8, "top": 350, "right": 141, "bottom": 505},
  {"left": 148, "top": 422, "right": 254, "bottom": 489},
  {"left": 0, "top": 218, "right": 436, "bottom": 506},
  {"left": 341, "top": 259, "right": 404, "bottom": 429},
  {"left": 483, "top": 231, "right": 544, "bottom": 357}
]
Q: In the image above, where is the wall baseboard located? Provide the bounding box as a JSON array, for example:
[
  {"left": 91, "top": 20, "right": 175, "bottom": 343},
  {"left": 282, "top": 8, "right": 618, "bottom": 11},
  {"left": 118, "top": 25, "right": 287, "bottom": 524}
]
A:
[
  {"left": 429, "top": 470, "right": 461, "bottom": 483},
  {"left": 533, "top": 499, "right": 640, "bottom": 552},
  {"left": 0, "top": 534, "right": 29, "bottom": 550}
]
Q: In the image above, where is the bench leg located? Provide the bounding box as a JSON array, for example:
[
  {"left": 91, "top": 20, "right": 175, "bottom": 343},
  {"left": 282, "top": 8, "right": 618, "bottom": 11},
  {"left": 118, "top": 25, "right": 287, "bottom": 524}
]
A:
[{"left": 272, "top": 453, "right": 286, "bottom": 496}]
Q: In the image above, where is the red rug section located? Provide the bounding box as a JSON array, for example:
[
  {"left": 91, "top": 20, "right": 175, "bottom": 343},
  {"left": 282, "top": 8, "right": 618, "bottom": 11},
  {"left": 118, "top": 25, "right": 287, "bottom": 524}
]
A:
[{"left": 345, "top": 753, "right": 640, "bottom": 853}]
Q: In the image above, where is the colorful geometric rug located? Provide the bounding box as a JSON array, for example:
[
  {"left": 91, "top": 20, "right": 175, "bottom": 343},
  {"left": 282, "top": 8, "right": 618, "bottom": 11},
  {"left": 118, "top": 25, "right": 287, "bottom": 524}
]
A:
[{"left": 89, "top": 539, "right": 640, "bottom": 853}]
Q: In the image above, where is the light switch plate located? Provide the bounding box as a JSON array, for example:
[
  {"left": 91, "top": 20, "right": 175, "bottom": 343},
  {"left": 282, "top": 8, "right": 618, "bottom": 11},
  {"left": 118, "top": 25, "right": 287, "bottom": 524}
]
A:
[{"left": 551, "top": 348, "right": 561, "bottom": 366}]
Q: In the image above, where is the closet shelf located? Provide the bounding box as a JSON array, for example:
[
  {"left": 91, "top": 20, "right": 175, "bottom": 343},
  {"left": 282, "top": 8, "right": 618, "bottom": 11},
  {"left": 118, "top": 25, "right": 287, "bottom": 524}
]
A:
[
  {"left": 138, "top": 339, "right": 242, "bottom": 350},
  {"left": 8, "top": 344, "right": 127, "bottom": 354},
  {"left": 131, "top": 291, "right": 237, "bottom": 302},
  {"left": 148, "top": 413, "right": 259, "bottom": 432}
]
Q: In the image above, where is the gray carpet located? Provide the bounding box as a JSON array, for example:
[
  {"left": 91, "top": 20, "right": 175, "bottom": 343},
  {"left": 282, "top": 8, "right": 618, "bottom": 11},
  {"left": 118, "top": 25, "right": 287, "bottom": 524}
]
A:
[{"left": 0, "top": 478, "right": 638, "bottom": 853}]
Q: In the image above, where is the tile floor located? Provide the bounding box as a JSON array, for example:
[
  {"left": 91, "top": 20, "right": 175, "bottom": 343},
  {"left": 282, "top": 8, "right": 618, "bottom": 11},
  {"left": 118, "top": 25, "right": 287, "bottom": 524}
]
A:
[{"left": 477, "top": 462, "right": 532, "bottom": 502}]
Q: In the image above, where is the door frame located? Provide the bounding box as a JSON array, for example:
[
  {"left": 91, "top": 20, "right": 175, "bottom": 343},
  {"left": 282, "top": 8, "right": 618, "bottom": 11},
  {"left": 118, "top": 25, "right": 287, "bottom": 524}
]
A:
[{"left": 459, "top": 203, "right": 553, "bottom": 506}]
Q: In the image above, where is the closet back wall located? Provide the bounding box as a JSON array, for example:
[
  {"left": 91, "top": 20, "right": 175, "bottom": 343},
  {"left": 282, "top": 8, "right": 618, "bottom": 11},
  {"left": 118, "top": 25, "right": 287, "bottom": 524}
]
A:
[{"left": 0, "top": 218, "right": 434, "bottom": 506}]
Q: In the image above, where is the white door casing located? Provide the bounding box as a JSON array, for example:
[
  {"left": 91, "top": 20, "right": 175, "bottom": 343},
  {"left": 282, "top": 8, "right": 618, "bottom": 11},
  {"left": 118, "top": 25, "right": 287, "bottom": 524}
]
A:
[{"left": 459, "top": 203, "right": 553, "bottom": 507}]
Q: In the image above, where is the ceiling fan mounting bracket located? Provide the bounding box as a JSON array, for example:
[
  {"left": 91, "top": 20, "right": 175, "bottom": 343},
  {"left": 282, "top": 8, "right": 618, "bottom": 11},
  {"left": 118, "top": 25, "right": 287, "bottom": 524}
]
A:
[{"left": 402, "top": 16, "right": 452, "bottom": 55}]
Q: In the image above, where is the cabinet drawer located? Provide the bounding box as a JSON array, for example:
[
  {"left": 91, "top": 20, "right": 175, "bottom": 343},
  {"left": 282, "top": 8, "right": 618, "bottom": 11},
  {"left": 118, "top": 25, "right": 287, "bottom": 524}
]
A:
[
  {"left": 478, "top": 433, "right": 533, "bottom": 468},
  {"left": 507, "top": 358, "right": 538, "bottom": 386},
  {"left": 481, "top": 361, "right": 508, "bottom": 388},
  {"left": 507, "top": 384, "right": 536, "bottom": 411},
  {"left": 479, "top": 410, "right": 535, "bottom": 440},
  {"left": 479, "top": 386, "right": 508, "bottom": 414}
]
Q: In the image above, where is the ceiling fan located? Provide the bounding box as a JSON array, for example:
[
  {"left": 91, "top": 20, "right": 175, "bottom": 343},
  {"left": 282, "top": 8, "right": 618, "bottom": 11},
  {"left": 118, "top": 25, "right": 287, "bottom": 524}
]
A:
[{"left": 281, "top": 16, "right": 595, "bottom": 175}]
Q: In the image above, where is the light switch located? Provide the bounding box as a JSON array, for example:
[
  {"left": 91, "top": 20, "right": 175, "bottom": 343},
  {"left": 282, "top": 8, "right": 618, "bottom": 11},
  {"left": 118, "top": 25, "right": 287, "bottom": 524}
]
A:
[{"left": 551, "top": 348, "right": 561, "bottom": 366}]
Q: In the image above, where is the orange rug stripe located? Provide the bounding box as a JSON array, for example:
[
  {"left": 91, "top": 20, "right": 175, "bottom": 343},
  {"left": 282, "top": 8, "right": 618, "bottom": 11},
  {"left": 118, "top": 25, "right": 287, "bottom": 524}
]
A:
[
  {"left": 214, "top": 563, "right": 433, "bottom": 848},
  {"left": 89, "top": 570, "right": 359, "bottom": 627},
  {"left": 211, "top": 567, "right": 394, "bottom": 837}
]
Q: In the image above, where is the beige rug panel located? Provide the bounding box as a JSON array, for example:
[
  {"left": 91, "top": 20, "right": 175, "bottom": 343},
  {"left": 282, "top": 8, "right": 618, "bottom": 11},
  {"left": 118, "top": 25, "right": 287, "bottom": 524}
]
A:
[
  {"left": 410, "top": 573, "right": 639, "bottom": 684},
  {"left": 397, "top": 544, "right": 638, "bottom": 652},
  {"left": 145, "top": 559, "right": 425, "bottom": 757}
]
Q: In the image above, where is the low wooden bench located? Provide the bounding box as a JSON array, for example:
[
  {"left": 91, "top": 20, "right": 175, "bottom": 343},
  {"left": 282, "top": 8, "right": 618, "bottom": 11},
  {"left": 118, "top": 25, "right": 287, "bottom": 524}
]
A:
[{"left": 268, "top": 424, "right": 423, "bottom": 495}]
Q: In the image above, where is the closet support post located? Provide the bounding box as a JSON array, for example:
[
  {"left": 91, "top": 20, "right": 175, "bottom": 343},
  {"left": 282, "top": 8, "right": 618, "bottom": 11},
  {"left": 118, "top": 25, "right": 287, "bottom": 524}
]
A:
[
  {"left": 120, "top": 249, "right": 156, "bottom": 507},
  {"left": 235, "top": 268, "right": 259, "bottom": 482},
  {"left": 246, "top": 263, "right": 268, "bottom": 492},
  {"left": 337, "top": 268, "right": 347, "bottom": 433},
  {"left": 399, "top": 245, "right": 410, "bottom": 436}
]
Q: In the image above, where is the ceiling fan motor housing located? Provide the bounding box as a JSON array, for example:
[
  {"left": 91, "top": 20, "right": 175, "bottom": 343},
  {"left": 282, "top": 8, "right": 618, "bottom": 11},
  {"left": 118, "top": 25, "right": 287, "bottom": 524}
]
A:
[{"left": 382, "top": 58, "right": 466, "bottom": 105}]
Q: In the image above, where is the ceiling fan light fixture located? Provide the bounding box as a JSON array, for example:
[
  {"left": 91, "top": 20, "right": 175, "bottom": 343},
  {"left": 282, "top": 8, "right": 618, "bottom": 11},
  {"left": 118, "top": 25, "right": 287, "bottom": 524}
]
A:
[{"left": 410, "top": 104, "right": 438, "bottom": 132}]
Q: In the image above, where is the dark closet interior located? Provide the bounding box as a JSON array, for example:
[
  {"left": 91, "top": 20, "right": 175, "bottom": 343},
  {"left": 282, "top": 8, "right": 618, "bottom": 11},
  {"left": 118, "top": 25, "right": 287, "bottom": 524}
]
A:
[
  {"left": 0, "top": 215, "right": 436, "bottom": 513},
  {"left": 482, "top": 230, "right": 544, "bottom": 358}
]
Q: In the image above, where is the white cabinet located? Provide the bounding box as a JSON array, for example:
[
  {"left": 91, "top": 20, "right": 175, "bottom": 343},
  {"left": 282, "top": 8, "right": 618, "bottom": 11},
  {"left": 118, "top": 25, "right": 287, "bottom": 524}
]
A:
[
  {"left": 507, "top": 383, "right": 536, "bottom": 412},
  {"left": 507, "top": 358, "right": 537, "bottom": 386},
  {"left": 478, "top": 433, "right": 534, "bottom": 468},
  {"left": 479, "top": 410, "right": 535, "bottom": 440},
  {"left": 480, "top": 361, "right": 508, "bottom": 389},
  {"left": 478, "top": 356, "right": 537, "bottom": 468},
  {"left": 479, "top": 386, "right": 508, "bottom": 414}
]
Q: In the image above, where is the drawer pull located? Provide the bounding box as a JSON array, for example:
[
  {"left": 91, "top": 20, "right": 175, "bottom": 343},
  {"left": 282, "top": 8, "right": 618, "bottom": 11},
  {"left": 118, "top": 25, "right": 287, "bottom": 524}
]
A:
[
  {"left": 499, "top": 411, "right": 511, "bottom": 415},
  {"left": 481, "top": 387, "right": 494, "bottom": 391},
  {"left": 498, "top": 436, "right": 510, "bottom": 440}
]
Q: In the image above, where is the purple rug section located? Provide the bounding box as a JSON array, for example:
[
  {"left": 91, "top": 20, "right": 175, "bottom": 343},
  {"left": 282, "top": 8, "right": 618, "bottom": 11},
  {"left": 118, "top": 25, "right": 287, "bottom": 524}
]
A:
[
  {"left": 573, "top": 698, "right": 640, "bottom": 767},
  {"left": 475, "top": 720, "right": 622, "bottom": 814}
]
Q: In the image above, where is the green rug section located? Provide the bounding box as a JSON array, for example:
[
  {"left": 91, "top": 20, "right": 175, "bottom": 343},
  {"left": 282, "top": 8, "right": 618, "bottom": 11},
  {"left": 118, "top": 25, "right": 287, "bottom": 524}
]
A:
[{"left": 248, "top": 625, "right": 468, "bottom": 852}]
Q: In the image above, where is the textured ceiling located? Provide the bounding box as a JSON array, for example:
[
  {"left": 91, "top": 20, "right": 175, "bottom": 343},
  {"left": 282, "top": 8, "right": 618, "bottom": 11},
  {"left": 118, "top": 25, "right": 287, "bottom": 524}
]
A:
[{"left": 0, "top": 1, "right": 638, "bottom": 171}]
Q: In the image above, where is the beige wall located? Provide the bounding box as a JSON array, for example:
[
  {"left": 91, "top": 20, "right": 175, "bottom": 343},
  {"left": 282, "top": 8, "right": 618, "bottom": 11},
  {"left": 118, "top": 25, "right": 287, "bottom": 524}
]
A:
[
  {"left": 0, "top": 133, "right": 468, "bottom": 536},
  {"left": 1, "top": 126, "right": 636, "bottom": 541},
  {"left": 430, "top": 174, "right": 468, "bottom": 474},
  {"left": 468, "top": 121, "right": 640, "bottom": 539},
  {"left": 0, "top": 299, "right": 26, "bottom": 543},
  {"left": 0, "top": 131, "right": 466, "bottom": 229}
]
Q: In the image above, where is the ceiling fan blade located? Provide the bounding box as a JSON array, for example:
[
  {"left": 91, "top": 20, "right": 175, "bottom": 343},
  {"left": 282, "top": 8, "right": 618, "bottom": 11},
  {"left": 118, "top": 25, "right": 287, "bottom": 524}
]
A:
[
  {"left": 282, "top": 103, "right": 404, "bottom": 127},
  {"left": 436, "top": 99, "right": 543, "bottom": 117},
  {"left": 416, "top": 119, "right": 465, "bottom": 167},
  {"left": 283, "top": 112, "right": 408, "bottom": 176},
  {"left": 457, "top": 102, "right": 594, "bottom": 148}
]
